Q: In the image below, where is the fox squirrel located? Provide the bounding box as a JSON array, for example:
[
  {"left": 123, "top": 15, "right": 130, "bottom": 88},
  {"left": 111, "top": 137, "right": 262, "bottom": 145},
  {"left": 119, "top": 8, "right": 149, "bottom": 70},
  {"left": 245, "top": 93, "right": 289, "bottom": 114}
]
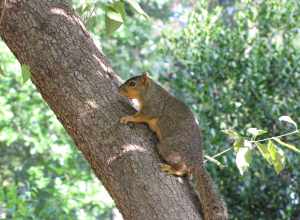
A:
[{"left": 119, "top": 73, "right": 228, "bottom": 220}]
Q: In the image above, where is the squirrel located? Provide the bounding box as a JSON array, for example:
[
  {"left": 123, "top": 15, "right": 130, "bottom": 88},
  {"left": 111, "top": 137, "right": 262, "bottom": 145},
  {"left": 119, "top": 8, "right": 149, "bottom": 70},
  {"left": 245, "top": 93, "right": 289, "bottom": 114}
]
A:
[{"left": 118, "top": 73, "right": 228, "bottom": 220}]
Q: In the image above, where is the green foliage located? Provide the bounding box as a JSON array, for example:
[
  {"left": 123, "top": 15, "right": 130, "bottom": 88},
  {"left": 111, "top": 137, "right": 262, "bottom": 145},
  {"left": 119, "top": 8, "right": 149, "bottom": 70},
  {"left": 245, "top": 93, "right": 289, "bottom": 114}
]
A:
[
  {"left": 0, "top": 42, "right": 113, "bottom": 219},
  {"left": 279, "top": 115, "right": 298, "bottom": 129},
  {"left": 20, "top": 64, "right": 31, "bottom": 83},
  {"left": 224, "top": 116, "right": 299, "bottom": 175},
  {"left": 73, "top": 0, "right": 148, "bottom": 34},
  {"left": 1, "top": 1, "right": 172, "bottom": 219},
  {"left": 236, "top": 146, "right": 252, "bottom": 175},
  {"left": 76, "top": 0, "right": 300, "bottom": 218},
  {"left": 267, "top": 140, "right": 285, "bottom": 174},
  {"left": 125, "top": 0, "right": 149, "bottom": 18},
  {"left": 161, "top": 0, "right": 300, "bottom": 219},
  {"left": 2, "top": 0, "right": 300, "bottom": 219},
  {"left": 105, "top": 4, "right": 124, "bottom": 35},
  {"left": 273, "top": 137, "right": 300, "bottom": 154}
]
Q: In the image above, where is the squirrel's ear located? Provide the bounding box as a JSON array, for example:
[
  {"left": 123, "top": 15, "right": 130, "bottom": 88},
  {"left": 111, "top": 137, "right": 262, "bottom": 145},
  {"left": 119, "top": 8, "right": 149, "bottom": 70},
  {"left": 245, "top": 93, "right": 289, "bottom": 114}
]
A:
[{"left": 141, "top": 73, "right": 149, "bottom": 85}]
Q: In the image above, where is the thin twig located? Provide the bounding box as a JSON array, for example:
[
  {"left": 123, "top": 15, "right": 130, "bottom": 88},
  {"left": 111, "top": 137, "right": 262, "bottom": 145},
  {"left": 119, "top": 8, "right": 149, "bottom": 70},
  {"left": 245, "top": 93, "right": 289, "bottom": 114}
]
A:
[
  {"left": 209, "top": 147, "right": 232, "bottom": 159},
  {"left": 249, "top": 129, "right": 299, "bottom": 143},
  {"left": 204, "top": 155, "right": 225, "bottom": 168},
  {"left": 204, "top": 147, "right": 232, "bottom": 163}
]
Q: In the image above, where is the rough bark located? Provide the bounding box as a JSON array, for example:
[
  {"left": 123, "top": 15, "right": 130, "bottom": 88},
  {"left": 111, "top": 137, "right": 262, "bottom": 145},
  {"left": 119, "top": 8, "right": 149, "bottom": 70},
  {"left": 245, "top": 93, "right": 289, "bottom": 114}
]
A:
[{"left": 0, "top": 0, "right": 203, "bottom": 219}]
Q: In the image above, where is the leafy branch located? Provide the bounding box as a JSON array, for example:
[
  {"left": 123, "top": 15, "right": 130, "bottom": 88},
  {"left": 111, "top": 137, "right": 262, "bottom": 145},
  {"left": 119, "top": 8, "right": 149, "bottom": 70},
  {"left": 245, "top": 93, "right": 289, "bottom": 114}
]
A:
[
  {"left": 207, "top": 116, "right": 299, "bottom": 175},
  {"left": 105, "top": 0, "right": 149, "bottom": 35}
]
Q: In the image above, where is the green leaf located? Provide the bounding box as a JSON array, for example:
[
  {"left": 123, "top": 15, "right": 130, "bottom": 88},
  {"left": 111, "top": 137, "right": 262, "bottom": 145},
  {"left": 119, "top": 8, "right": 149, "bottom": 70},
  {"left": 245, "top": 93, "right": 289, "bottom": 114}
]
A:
[
  {"left": 105, "top": 7, "right": 123, "bottom": 35},
  {"left": 233, "top": 137, "right": 244, "bottom": 152},
  {"left": 21, "top": 64, "right": 31, "bottom": 83},
  {"left": 268, "top": 141, "right": 277, "bottom": 160},
  {"left": 236, "top": 147, "right": 252, "bottom": 175},
  {"left": 125, "top": 0, "right": 149, "bottom": 18},
  {"left": 273, "top": 137, "right": 300, "bottom": 154},
  {"left": 267, "top": 140, "right": 285, "bottom": 174},
  {"left": 256, "top": 143, "right": 272, "bottom": 164},
  {"left": 106, "top": 8, "right": 123, "bottom": 23},
  {"left": 223, "top": 129, "right": 244, "bottom": 152},
  {"left": 244, "top": 140, "right": 253, "bottom": 148},
  {"left": 113, "top": 1, "right": 126, "bottom": 20},
  {"left": 222, "top": 129, "right": 240, "bottom": 139},
  {"left": 247, "top": 128, "right": 267, "bottom": 137},
  {"left": 279, "top": 115, "right": 297, "bottom": 129}
]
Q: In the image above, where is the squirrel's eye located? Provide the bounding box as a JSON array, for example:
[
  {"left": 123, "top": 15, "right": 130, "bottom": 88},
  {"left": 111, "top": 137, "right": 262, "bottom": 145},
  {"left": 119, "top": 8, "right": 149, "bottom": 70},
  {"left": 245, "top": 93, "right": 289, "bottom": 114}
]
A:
[{"left": 128, "top": 81, "right": 136, "bottom": 87}]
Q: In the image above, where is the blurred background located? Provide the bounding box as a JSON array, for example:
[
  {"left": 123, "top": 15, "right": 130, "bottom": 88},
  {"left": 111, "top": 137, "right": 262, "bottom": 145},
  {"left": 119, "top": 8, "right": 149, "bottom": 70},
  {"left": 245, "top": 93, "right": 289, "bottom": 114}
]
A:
[{"left": 0, "top": 0, "right": 300, "bottom": 219}]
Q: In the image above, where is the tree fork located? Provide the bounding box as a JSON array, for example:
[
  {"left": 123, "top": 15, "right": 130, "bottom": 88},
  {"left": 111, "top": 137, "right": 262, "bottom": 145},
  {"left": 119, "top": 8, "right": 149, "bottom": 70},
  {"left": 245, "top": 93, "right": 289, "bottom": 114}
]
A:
[{"left": 0, "top": 0, "right": 203, "bottom": 219}]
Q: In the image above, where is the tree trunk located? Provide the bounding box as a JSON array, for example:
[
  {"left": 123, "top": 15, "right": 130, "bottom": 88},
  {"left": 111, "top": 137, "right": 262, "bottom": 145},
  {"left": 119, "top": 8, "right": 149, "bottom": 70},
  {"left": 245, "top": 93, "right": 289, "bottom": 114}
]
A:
[{"left": 0, "top": 0, "right": 202, "bottom": 219}]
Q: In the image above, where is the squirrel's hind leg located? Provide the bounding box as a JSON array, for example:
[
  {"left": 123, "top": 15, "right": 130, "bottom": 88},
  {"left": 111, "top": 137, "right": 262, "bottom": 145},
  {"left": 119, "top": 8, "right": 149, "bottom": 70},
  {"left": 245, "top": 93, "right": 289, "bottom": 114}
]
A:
[{"left": 159, "top": 152, "right": 190, "bottom": 176}]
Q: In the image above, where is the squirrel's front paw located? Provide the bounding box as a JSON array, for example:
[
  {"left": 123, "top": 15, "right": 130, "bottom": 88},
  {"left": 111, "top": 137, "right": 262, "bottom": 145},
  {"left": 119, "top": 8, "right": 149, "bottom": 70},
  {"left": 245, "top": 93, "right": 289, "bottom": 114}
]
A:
[
  {"left": 120, "top": 116, "right": 133, "bottom": 124},
  {"left": 160, "top": 164, "right": 174, "bottom": 175}
]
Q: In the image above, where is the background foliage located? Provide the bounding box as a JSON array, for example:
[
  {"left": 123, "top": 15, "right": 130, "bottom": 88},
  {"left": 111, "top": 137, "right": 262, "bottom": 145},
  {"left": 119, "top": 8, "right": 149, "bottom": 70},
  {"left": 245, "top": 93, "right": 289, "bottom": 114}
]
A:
[
  {"left": 159, "top": 1, "right": 300, "bottom": 219},
  {"left": 1, "top": 0, "right": 299, "bottom": 219}
]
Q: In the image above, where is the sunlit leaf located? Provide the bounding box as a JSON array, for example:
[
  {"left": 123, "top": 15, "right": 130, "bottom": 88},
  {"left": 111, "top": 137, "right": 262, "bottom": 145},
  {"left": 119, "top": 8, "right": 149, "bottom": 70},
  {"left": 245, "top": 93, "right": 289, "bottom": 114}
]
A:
[
  {"left": 222, "top": 129, "right": 240, "bottom": 139},
  {"left": 113, "top": 1, "right": 126, "bottom": 20},
  {"left": 267, "top": 140, "right": 285, "bottom": 174},
  {"left": 273, "top": 137, "right": 300, "bottom": 154},
  {"left": 279, "top": 115, "right": 297, "bottom": 129},
  {"left": 247, "top": 128, "right": 267, "bottom": 137},
  {"left": 256, "top": 143, "right": 271, "bottom": 165},
  {"left": 244, "top": 140, "right": 253, "bottom": 148},
  {"left": 125, "top": 0, "right": 149, "bottom": 18},
  {"left": 105, "top": 7, "right": 123, "bottom": 35},
  {"left": 233, "top": 137, "right": 244, "bottom": 152},
  {"left": 106, "top": 8, "right": 123, "bottom": 23},
  {"left": 236, "top": 147, "right": 252, "bottom": 175},
  {"left": 21, "top": 64, "right": 31, "bottom": 83}
]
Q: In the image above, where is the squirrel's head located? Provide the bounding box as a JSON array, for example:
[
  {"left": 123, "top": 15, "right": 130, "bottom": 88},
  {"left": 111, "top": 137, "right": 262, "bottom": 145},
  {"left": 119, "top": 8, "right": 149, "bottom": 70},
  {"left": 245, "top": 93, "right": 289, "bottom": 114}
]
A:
[{"left": 118, "top": 73, "right": 150, "bottom": 99}]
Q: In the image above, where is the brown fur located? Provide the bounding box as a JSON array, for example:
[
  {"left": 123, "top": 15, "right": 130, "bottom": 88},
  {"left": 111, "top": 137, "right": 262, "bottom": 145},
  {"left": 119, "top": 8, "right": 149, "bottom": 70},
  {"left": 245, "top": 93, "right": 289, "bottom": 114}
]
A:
[{"left": 119, "top": 73, "right": 228, "bottom": 220}]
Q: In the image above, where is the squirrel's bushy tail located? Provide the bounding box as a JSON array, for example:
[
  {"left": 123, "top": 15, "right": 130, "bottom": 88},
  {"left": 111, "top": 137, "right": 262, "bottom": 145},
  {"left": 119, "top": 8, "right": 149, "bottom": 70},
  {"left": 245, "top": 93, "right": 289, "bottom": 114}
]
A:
[{"left": 192, "top": 166, "right": 228, "bottom": 220}]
